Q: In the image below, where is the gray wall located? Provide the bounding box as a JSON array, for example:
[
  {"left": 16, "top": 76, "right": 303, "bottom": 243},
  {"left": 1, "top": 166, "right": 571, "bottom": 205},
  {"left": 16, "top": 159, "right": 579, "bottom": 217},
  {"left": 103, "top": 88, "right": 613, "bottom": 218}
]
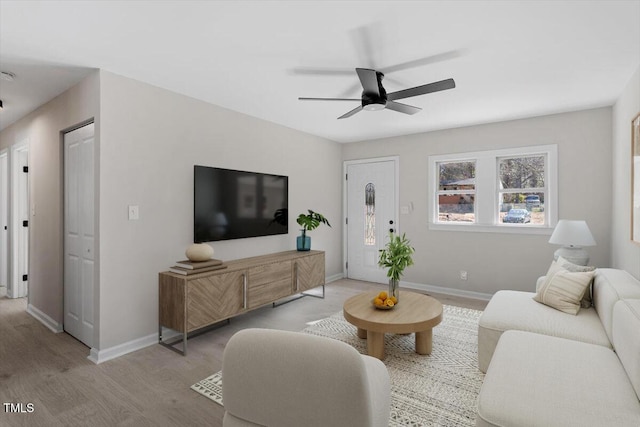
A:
[
  {"left": 342, "top": 108, "right": 613, "bottom": 295},
  {"left": 612, "top": 66, "right": 640, "bottom": 278},
  {"left": 97, "top": 71, "right": 342, "bottom": 349}
]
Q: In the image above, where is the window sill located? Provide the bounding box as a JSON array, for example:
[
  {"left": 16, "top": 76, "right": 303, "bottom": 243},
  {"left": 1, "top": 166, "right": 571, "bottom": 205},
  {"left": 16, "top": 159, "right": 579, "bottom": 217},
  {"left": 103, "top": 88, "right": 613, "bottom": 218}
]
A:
[{"left": 428, "top": 222, "right": 554, "bottom": 235}]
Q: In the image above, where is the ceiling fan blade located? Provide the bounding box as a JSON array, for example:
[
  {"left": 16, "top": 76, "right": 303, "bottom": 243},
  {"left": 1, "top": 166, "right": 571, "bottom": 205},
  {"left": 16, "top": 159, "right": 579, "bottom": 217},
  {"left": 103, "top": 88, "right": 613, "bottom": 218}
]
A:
[
  {"left": 350, "top": 24, "right": 380, "bottom": 69},
  {"left": 387, "top": 78, "right": 456, "bottom": 101},
  {"left": 381, "top": 50, "right": 462, "bottom": 74},
  {"left": 338, "top": 105, "right": 364, "bottom": 119},
  {"left": 299, "top": 97, "right": 361, "bottom": 101},
  {"left": 356, "top": 68, "right": 380, "bottom": 96},
  {"left": 385, "top": 101, "right": 421, "bottom": 115},
  {"left": 290, "top": 67, "right": 354, "bottom": 76}
]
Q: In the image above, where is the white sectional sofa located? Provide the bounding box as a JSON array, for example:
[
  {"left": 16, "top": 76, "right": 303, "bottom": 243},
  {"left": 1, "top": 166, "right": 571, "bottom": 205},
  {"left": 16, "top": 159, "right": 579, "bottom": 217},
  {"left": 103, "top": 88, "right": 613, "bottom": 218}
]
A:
[{"left": 476, "top": 268, "right": 640, "bottom": 426}]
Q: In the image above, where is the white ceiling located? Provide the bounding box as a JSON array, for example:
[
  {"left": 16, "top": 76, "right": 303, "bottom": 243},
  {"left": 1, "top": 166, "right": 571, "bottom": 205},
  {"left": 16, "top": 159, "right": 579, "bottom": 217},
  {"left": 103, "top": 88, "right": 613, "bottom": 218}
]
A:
[{"left": 1, "top": 1, "right": 638, "bottom": 143}]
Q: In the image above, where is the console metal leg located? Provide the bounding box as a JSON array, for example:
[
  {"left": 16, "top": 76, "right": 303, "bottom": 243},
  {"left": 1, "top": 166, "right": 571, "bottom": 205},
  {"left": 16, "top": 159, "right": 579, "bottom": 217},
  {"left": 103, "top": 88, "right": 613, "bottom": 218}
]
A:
[
  {"left": 159, "top": 325, "right": 188, "bottom": 356},
  {"left": 158, "top": 319, "right": 230, "bottom": 356},
  {"left": 272, "top": 284, "right": 325, "bottom": 307}
]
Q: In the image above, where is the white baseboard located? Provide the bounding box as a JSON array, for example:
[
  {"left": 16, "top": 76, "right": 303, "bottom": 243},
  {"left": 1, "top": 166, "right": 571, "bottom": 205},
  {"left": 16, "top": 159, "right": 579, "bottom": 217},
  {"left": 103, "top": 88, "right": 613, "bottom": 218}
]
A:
[
  {"left": 326, "top": 272, "right": 344, "bottom": 283},
  {"left": 401, "top": 281, "right": 493, "bottom": 301},
  {"left": 27, "top": 304, "right": 64, "bottom": 333},
  {"left": 87, "top": 333, "right": 157, "bottom": 364}
]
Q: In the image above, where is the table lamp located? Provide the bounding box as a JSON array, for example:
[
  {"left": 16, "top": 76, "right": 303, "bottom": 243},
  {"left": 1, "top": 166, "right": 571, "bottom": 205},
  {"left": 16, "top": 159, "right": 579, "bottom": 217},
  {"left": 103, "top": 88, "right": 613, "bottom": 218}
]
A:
[{"left": 548, "top": 220, "right": 596, "bottom": 266}]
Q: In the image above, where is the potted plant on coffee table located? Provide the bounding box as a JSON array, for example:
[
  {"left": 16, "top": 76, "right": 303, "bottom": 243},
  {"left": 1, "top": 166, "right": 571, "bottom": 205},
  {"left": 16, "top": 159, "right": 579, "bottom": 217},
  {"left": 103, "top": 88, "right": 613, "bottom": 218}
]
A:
[
  {"left": 378, "top": 232, "right": 415, "bottom": 302},
  {"left": 296, "top": 209, "right": 331, "bottom": 251}
]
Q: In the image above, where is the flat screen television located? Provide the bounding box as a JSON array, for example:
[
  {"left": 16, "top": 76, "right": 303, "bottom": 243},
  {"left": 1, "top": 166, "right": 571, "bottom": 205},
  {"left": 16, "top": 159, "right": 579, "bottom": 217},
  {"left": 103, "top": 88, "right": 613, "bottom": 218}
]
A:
[{"left": 194, "top": 165, "right": 288, "bottom": 242}]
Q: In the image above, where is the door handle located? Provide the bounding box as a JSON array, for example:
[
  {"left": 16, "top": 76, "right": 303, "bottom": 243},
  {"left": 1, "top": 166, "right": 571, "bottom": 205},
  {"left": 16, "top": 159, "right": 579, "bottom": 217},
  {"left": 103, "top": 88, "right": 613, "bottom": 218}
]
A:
[{"left": 389, "top": 228, "right": 395, "bottom": 233}]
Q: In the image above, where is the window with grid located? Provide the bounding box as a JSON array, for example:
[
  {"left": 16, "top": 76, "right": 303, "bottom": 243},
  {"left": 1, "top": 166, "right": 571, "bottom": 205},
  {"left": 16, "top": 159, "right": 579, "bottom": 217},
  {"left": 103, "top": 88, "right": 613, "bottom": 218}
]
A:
[{"left": 428, "top": 145, "right": 557, "bottom": 233}]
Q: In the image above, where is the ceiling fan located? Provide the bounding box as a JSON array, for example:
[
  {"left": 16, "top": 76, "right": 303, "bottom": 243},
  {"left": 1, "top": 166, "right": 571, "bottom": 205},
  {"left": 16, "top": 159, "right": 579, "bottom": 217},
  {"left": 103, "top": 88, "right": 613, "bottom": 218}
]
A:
[{"left": 298, "top": 68, "right": 456, "bottom": 119}]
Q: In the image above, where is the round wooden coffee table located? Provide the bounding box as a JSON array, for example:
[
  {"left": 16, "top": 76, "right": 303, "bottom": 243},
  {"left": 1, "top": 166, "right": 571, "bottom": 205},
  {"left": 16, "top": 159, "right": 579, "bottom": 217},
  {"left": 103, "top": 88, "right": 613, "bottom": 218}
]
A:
[{"left": 343, "top": 290, "right": 443, "bottom": 360}]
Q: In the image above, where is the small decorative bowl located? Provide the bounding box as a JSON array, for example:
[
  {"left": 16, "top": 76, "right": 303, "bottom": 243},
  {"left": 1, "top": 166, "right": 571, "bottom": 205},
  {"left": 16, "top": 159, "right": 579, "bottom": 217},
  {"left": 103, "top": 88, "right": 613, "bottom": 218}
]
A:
[{"left": 372, "top": 299, "right": 395, "bottom": 310}]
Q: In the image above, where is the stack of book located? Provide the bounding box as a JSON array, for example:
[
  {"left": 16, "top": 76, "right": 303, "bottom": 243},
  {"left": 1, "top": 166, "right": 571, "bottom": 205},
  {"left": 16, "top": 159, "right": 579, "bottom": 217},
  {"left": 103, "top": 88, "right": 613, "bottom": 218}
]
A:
[{"left": 169, "top": 258, "right": 227, "bottom": 275}]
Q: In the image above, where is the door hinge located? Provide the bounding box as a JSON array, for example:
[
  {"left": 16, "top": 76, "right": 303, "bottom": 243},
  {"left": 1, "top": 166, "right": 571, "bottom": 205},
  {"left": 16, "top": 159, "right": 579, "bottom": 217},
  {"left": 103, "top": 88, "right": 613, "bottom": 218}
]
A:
[
  {"left": 345, "top": 173, "right": 348, "bottom": 180},
  {"left": 22, "top": 220, "right": 28, "bottom": 227},
  {"left": 22, "top": 274, "right": 28, "bottom": 282},
  {"left": 23, "top": 166, "right": 28, "bottom": 173},
  {"left": 345, "top": 261, "right": 348, "bottom": 269},
  {"left": 345, "top": 217, "right": 348, "bottom": 225}
]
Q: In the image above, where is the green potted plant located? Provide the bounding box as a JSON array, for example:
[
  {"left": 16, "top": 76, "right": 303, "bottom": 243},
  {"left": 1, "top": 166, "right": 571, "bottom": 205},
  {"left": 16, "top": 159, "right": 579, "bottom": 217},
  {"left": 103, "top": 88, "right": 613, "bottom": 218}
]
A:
[
  {"left": 378, "top": 232, "right": 415, "bottom": 302},
  {"left": 296, "top": 209, "right": 331, "bottom": 251}
]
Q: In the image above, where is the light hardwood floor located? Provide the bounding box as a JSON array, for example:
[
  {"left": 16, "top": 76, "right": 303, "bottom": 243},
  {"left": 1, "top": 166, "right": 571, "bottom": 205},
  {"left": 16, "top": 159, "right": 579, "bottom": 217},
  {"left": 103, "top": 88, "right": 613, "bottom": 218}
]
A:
[{"left": 0, "top": 279, "right": 487, "bottom": 427}]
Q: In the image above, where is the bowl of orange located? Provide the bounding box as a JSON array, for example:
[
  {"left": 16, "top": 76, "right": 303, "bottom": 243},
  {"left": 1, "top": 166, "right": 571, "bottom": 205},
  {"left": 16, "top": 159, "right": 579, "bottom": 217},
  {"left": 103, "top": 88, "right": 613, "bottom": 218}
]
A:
[{"left": 373, "top": 291, "right": 397, "bottom": 310}]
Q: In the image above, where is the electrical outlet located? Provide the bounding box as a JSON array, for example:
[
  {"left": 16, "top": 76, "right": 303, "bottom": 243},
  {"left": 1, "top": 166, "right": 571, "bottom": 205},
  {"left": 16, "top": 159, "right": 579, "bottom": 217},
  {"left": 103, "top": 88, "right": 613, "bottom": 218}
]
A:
[{"left": 460, "top": 270, "right": 468, "bottom": 281}]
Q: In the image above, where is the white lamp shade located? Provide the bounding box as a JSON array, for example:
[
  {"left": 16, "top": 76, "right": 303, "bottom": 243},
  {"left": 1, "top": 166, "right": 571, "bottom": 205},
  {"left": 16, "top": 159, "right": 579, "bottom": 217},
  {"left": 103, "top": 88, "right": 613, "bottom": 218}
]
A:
[{"left": 549, "top": 220, "right": 596, "bottom": 247}]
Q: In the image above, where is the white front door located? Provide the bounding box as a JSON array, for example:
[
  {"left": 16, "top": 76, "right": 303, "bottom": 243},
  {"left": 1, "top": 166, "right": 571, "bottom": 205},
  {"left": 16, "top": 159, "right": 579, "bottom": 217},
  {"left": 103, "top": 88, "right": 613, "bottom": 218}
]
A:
[
  {"left": 64, "top": 123, "right": 95, "bottom": 347},
  {"left": 0, "top": 151, "right": 8, "bottom": 291},
  {"left": 346, "top": 159, "right": 398, "bottom": 283}
]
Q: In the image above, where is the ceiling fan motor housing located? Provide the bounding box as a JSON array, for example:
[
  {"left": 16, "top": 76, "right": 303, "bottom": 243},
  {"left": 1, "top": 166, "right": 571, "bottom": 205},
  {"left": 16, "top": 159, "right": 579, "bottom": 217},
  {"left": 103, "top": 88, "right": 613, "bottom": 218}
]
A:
[{"left": 362, "top": 71, "right": 387, "bottom": 111}]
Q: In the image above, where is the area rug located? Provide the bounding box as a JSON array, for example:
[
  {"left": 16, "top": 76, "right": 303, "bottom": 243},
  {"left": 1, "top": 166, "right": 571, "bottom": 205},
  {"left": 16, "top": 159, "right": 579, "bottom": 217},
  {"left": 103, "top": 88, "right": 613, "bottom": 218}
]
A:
[{"left": 191, "top": 304, "right": 484, "bottom": 426}]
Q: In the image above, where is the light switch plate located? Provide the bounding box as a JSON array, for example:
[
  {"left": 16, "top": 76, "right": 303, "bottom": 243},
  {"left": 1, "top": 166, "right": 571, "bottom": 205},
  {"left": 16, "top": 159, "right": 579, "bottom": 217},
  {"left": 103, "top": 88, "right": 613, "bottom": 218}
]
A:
[{"left": 128, "top": 205, "right": 139, "bottom": 220}]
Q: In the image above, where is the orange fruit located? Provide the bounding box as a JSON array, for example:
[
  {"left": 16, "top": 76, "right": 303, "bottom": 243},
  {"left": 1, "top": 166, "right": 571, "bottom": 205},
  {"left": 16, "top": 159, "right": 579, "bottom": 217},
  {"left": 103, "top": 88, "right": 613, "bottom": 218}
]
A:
[
  {"left": 373, "top": 297, "right": 384, "bottom": 306},
  {"left": 390, "top": 296, "right": 397, "bottom": 304},
  {"left": 385, "top": 299, "right": 395, "bottom": 307},
  {"left": 378, "top": 291, "right": 388, "bottom": 301}
]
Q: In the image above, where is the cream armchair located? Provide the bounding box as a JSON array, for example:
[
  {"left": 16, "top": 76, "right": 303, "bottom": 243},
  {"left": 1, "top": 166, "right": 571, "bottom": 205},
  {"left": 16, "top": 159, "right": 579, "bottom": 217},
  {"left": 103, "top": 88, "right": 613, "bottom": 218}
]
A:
[{"left": 222, "top": 328, "right": 390, "bottom": 427}]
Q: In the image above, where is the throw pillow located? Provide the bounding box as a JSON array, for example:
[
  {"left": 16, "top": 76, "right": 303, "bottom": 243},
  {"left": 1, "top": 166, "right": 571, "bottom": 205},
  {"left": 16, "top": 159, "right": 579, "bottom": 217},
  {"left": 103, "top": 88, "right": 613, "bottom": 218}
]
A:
[
  {"left": 533, "top": 261, "right": 595, "bottom": 315},
  {"left": 556, "top": 256, "right": 596, "bottom": 308}
]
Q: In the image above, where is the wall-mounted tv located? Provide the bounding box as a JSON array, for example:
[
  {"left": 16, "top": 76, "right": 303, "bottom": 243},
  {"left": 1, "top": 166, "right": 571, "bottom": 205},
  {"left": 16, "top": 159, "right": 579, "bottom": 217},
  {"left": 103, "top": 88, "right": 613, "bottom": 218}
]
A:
[{"left": 194, "top": 165, "right": 288, "bottom": 243}]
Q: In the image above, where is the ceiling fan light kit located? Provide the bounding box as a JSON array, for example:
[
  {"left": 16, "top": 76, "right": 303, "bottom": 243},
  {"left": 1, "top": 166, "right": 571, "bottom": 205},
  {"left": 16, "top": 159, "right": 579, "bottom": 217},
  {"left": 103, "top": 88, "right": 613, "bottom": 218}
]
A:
[
  {"left": 364, "top": 103, "right": 384, "bottom": 111},
  {"left": 299, "top": 67, "right": 455, "bottom": 119}
]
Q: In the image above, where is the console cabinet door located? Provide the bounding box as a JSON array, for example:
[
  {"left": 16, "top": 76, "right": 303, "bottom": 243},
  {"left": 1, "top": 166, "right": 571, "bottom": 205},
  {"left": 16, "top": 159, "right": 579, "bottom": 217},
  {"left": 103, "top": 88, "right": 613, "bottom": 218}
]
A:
[
  {"left": 247, "top": 261, "right": 292, "bottom": 308},
  {"left": 296, "top": 252, "right": 325, "bottom": 292},
  {"left": 187, "top": 270, "right": 245, "bottom": 332}
]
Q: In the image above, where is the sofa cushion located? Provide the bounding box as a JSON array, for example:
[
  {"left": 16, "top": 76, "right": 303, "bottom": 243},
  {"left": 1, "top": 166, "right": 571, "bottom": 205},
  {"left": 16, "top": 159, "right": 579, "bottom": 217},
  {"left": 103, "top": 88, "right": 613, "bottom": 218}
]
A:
[
  {"left": 477, "top": 330, "right": 640, "bottom": 427},
  {"left": 613, "top": 299, "right": 640, "bottom": 401},
  {"left": 478, "top": 290, "right": 610, "bottom": 373},
  {"left": 593, "top": 269, "right": 640, "bottom": 343},
  {"left": 533, "top": 261, "right": 594, "bottom": 315},
  {"left": 556, "top": 256, "right": 596, "bottom": 307}
]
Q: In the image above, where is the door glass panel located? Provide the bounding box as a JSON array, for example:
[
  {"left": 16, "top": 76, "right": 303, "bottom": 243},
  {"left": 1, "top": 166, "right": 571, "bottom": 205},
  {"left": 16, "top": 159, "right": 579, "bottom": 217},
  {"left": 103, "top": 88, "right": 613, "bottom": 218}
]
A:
[{"left": 364, "top": 183, "right": 375, "bottom": 245}]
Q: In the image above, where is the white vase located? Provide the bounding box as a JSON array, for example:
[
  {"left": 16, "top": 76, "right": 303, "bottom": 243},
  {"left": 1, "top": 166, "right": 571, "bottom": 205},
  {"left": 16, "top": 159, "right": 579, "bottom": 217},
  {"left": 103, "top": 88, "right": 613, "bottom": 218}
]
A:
[{"left": 186, "top": 243, "right": 214, "bottom": 262}]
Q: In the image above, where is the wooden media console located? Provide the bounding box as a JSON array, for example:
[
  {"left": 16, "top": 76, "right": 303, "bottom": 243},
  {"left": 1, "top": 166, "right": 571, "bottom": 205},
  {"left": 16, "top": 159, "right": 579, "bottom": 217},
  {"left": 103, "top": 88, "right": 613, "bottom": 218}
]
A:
[{"left": 158, "top": 250, "right": 325, "bottom": 355}]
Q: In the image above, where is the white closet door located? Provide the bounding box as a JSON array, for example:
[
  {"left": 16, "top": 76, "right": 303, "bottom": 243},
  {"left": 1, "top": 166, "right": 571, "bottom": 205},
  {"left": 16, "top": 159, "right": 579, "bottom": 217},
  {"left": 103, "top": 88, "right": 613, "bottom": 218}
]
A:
[
  {"left": 0, "top": 151, "right": 8, "bottom": 290},
  {"left": 11, "top": 144, "right": 29, "bottom": 298},
  {"left": 64, "top": 123, "right": 95, "bottom": 347}
]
